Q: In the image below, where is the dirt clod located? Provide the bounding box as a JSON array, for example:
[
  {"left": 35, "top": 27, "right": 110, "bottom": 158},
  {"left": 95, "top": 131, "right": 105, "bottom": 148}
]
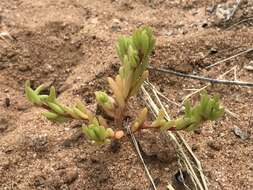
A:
[
  {"left": 4, "top": 97, "right": 10, "bottom": 107},
  {"left": 62, "top": 130, "right": 83, "bottom": 148},
  {"left": 137, "top": 130, "right": 177, "bottom": 162},
  {"left": 0, "top": 154, "right": 10, "bottom": 170},
  {"left": 0, "top": 118, "right": 9, "bottom": 132},
  {"left": 207, "top": 140, "right": 222, "bottom": 151},
  {"left": 208, "top": 47, "right": 218, "bottom": 55},
  {"left": 233, "top": 126, "right": 250, "bottom": 140},
  {"left": 89, "top": 161, "right": 110, "bottom": 186},
  {"left": 63, "top": 168, "right": 78, "bottom": 184},
  {"left": 46, "top": 167, "right": 78, "bottom": 188},
  {"left": 32, "top": 135, "right": 48, "bottom": 152},
  {"left": 109, "top": 139, "right": 121, "bottom": 153}
]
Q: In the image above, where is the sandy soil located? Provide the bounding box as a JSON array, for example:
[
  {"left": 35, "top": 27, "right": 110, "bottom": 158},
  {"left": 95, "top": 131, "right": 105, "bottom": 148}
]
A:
[{"left": 0, "top": 0, "right": 252, "bottom": 190}]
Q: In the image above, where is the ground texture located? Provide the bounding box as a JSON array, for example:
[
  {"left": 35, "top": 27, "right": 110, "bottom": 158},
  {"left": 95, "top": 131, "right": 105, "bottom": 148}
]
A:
[{"left": 0, "top": 0, "right": 253, "bottom": 190}]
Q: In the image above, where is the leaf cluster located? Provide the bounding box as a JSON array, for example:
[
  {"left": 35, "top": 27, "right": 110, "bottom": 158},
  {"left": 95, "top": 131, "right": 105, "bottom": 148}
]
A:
[
  {"left": 96, "top": 27, "right": 155, "bottom": 116},
  {"left": 25, "top": 81, "right": 122, "bottom": 143},
  {"left": 151, "top": 92, "right": 224, "bottom": 131}
]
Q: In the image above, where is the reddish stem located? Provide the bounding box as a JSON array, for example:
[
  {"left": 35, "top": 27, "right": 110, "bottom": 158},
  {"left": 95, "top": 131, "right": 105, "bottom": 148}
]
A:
[{"left": 135, "top": 121, "right": 177, "bottom": 131}]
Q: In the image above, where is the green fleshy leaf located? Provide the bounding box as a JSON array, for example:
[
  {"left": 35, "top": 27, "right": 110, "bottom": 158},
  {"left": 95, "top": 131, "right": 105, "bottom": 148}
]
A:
[{"left": 47, "top": 86, "right": 56, "bottom": 102}]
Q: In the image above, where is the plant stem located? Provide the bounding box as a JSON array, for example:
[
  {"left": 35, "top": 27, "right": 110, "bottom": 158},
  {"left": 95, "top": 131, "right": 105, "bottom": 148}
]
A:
[{"left": 115, "top": 108, "right": 124, "bottom": 127}]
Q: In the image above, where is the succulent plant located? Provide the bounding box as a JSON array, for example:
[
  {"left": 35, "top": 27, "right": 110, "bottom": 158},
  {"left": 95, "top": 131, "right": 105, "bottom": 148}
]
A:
[{"left": 25, "top": 27, "right": 224, "bottom": 144}]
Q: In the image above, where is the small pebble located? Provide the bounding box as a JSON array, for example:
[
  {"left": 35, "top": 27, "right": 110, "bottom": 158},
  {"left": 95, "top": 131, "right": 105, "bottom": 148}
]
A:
[
  {"left": 111, "top": 18, "right": 121, "bottom": 32},
  {"left": 33, "top": 175, "right": 46, "bottom": 187},
  {"left": 165, "top": 31, "right": 174, "bottom": 37},
  {"left": 244, "top": 61, "right": 253, "bottom": 71},
  {"left": 209, "top": 47, "right": 218, "bottom": 55},
  {"left": 244, "top": 65, "right": 253, "bottom": 71},
  {"left": 233, "top": 126, "right": 249, "bottom": 140},
  {"left": 60, "top": 184, "right": 70, "bottom": 190},
  {"left": 31, "top": 135, "right": 48, "bottom": 152}
]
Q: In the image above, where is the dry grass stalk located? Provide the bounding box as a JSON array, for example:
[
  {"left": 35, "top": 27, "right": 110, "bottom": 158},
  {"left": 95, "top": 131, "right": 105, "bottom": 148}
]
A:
[{"left": 142, "top": 83, "right": 209, "bottom": 190}]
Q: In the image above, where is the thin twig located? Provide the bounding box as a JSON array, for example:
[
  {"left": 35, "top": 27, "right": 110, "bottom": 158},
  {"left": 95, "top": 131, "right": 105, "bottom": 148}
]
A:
[
  {"left": 183, "top": 88, "right": 200, "bottom": 91},
  {"left": 148, "top": 82, "right": 210, "bottom": 190},
  {"left": 182, "top": 66, "right": 237, "bottom": 103},
  {"left": 234, "top": 66, "right": 238, "bottom": 81},
  {"left": 182, "top": 85, "right": 209, "bottom": 104},
  {"left": 224, "top": 108, "right": 240, "bottom": 120},
  {"left": 166, "top": 184, "right": 176, "bottom": 190},
  {"left": 0, "top": 31, "right": 13, "bottom": 45},
  {"left": 163, "top": 130, "right": 205, "bottom": 190},
  {"left": 179, "top": 158, "right": 197, "bottom": 190},
  {"left": 177, "top": 135, "right": 208, "bottom": 190},
  {"left": 181, "top": 66, "right": 241, "bottom": 120},
  {"left": 226, "top": 0, "right": 242, "bottom": 21},
  {"left": 148, "top": 66, "right": 253, "bottom": 87},
  {"left": 145, "top": 81, "right": 180, "bottom": 107},
  {"left": 142, "top": 84, "right": 208, "bottom": 190},
  {"left": 125, "top": 124, "right": 157, "bottom": 190},
  {"left": 177, "top": 160, "right": 193, "bottom": 190},
  {"left": 205, "top": 48, "right": 253, "bottom": 69},
  {"left": 226, "top": 17, "right": 253, "bottom": 30}
]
